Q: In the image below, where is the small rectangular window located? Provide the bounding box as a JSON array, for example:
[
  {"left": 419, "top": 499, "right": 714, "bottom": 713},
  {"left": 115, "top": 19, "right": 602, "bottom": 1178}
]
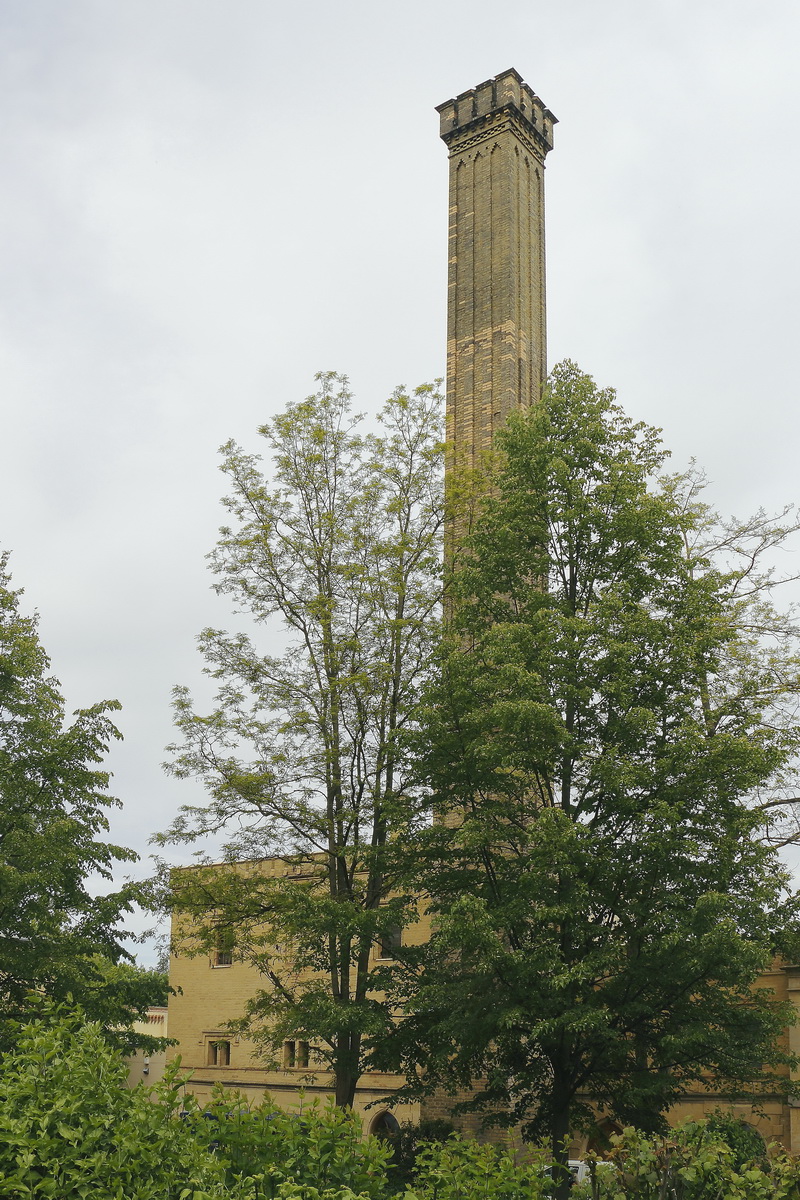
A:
[
  {"left": 379, "top": 925, "right": 402, "bottom": 960},
  {"left": 207, "top": 1039, "right": 231, "bottom": 1067},
  {"left": 212, "top": 927, "right": 234, "bottom": 967},
  {"left": 283, "top": 1039, "right": 309, "bottom": 1069}
]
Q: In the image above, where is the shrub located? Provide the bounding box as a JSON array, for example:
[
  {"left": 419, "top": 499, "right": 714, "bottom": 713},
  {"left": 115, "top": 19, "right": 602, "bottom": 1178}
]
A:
[
  {"left": 0, "top": 1009, "right": 248, "bottom": 1199},
  {"left": 702, "top": 1110, "right": 767, "bottom": 1172},
  {"left": 244, "top": 1187, "right": 371, "bottom": 1200},
  {"left": 383, "top": 1119, "right": 456, "bottom": 1188},
  {"left": 407, "top": 1137, "right": 551, "bottom": 1200},
  {"left": 183, "top": 1089, "right": 393, "bottom": 1198},
  {"left": 588, "top": 1123, "right": 800, "bottom": 1200}
]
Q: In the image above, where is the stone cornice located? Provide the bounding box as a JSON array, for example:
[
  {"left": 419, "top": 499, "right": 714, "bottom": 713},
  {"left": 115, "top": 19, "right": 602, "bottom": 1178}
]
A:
[
  {"left": 442, "top": 106, "right": 552, "bottom": 164},
  {"left": 437, "top": 68, "right": 556, "bottom": 163}
]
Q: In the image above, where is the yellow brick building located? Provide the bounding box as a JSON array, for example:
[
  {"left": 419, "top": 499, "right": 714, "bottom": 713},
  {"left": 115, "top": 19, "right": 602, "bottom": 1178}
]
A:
[
  {"left": 165, "top": 888, "right": 800, "bottom": 1147},
  {"left": 168, "top": 873, "right": 425, "bottom": 1135},
  {"left": 167, "top": 925, "right": 800, "bottom": 1150},
  {"left": 124, "top": 1005, "right": 169, "bottom": 1090}
]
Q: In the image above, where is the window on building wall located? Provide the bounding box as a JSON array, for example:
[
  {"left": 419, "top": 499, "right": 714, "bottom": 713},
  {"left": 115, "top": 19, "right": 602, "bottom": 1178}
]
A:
[
  {"left": 207, "top": 1039, "right": 231, "bottom": 1067},
  {"left": 378, "top": 925, "right": 402, "bottom": 960},
  {"left": 212, "top": 927, "right": 234, "bottom": 967},
  {"left": 283, "top": 1039, "right": 310, "bottom": 1069},
  {"left": 370, "top": 1110, "right": 401, "bottom": 1139}
]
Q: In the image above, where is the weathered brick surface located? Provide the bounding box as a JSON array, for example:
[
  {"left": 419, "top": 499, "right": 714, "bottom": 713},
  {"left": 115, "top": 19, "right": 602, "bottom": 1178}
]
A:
[{"left": 436, "top": 69, "right": 556, "bottom": 475}]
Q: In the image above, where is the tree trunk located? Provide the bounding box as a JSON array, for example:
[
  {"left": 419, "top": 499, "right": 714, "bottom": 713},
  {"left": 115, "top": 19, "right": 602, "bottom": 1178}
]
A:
[
  {"left": 550, "top": 1100, "right": 572, "bottom": 1200},
  {"left": 333, "top": 1030, "right": 361, "bottom": 1108}
]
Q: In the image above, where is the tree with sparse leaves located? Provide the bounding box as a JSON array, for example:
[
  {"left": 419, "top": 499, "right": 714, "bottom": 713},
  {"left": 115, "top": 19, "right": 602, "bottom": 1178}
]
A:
[
  {"left": 159, "top": 373, "right": 444, "bottom": 1107},
  {"left": 378, "top": 362, "right": 800, "bottom": 1197},
  {"left": 0, "top": 554, "right": 166, "bottom": 1053}
]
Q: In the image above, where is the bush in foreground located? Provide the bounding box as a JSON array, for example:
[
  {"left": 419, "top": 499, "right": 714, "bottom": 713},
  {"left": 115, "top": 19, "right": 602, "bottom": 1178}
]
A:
[
  {"left": 383, "top": 1119, "right": 456, "bottom": 1187},
  {"left": 576, "top": 1123, "right": 800, "bottom": 1200},
  {"left": 0, "top": 1009, "right": 390, "bottom": 1199},
  {"left": 408, "top": 1137, "right": 550, "bottom": 1200},
  {"left": 5, "top": 1010, "right": 800, "bottom": 1200},
  {"left": 0, "top": 1010, "right": 243, "bottom": 1199},
  {"left": 182, "top": 1089, "right": 392, "bottom": 1196}
]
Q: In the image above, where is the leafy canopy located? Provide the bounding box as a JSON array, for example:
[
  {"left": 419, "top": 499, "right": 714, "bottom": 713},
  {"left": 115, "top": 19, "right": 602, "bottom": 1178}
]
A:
[
  {"left": 159, "top": 373, "right": 444, "bottom": 1105},
  {"left": 0, "top": 553, "right": 165, "bottom": 1050},
  {"left": 380, "top": 362, "right": 800, "bottom": 1176}
]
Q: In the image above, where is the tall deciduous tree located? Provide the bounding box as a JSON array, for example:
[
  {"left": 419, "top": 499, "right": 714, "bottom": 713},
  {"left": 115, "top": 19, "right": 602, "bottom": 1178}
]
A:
[
  {"left": 379, "top": 362, "right": 800, "bottom": 1192},
  {"left": 0, "top": 555, "right": 165, "bottom": 1052},
  {"left": 160, "top": 373, "right": 443, "bottom": 1107}
]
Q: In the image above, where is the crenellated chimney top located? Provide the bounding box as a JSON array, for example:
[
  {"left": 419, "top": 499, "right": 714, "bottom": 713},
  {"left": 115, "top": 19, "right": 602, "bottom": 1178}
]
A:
[{"left": 436, "top": 68, "right": 557, "bottom": 159}]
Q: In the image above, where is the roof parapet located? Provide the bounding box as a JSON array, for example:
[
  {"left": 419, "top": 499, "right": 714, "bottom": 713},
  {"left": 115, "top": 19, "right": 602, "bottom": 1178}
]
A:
[{"left": 436, "top": 68, "right": 557, "bottom": 155}]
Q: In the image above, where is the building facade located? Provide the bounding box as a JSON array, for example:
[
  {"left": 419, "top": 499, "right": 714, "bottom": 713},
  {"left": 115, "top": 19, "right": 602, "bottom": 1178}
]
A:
[
  {"left": 167, "top": 904, "right": 800, "bottom": 1149},
  {"left": 124, "top": 1005, "right": 169, "bottom": 1090},
  {"left": 168, "top": 878, "right": 425, "bottom": 1135}
]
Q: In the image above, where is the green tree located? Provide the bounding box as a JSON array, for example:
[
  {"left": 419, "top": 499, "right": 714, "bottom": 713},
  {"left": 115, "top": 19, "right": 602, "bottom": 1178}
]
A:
[
  {"left": 79, "top": 956, "right": 169, "bottom": 1054},
  {"left": 159, "top": 373, "right": 443, "bottom": 1107},
  {"left": 379, "top": 363, "right": 800, "bottom": 1195},
  {"left": 0, "top": 555, "right": 165, "bottom": 1050}
]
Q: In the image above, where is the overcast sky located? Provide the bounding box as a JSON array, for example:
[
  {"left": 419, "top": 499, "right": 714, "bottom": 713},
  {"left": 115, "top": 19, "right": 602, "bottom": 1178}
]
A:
[{"left": 2, "top": 0, "right": 798, "bottom": 962}]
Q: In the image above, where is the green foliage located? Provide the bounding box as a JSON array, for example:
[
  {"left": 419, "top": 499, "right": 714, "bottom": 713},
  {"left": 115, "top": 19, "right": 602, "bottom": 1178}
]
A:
[
  {"left": 380, "top": 362, "right": 800, "bottom": 1179},
  {"left": 0, "top": 555, "right": 161, "bottom": 1051},
  {"left": 86, "top": 958, "right": 171, "bottom": 1055},
  {"left": 384, "top": 1119, "right": 457, "bottom": 1187},
  {"left": 159, "top": 374, "right": 444, "bottom": 1105},
  {"left": 5, "top": 1012, "right": 800, "bottom": 1200},
  {"left": 183, "top": 1088, "right": 392, "bottom": 1197},
  {"left": 593, "top": 1124, "right": 800, "bottom": 1199},
  {"left": 405, "top": 1138, "right": 550, "bottom": 1200},
  {"left": 257, "top": 1188, "right": 375, "bottom": 1200},
  {"left": 702, "top": 1110, "right": 767, "bottom": 1172},
  {"left": 0, "top": 1008, "right": 245, "bottom": 1199}
]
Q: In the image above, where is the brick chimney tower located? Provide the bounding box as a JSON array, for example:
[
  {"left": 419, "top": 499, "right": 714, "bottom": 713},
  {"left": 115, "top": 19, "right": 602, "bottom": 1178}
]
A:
[{"left": 436, "top": 70, "right": 556, "bottom": 472}]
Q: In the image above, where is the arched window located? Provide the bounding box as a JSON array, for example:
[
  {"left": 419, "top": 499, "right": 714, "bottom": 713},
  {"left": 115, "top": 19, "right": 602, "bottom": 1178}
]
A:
[
  {"left": 585, "top": 1119, "right": 622, "bottom": 1157},
  {"left": 369, "top": 1110, "right": 400, "bottom": 1139}
]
